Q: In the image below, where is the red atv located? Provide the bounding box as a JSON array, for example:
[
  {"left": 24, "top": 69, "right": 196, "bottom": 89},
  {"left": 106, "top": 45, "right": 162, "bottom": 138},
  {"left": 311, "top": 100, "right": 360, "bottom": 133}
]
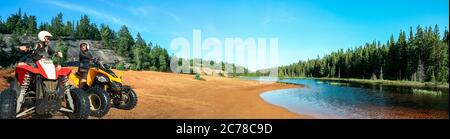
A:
[{"left": 0, "top": 58, "right": 90, "bottom": 119}]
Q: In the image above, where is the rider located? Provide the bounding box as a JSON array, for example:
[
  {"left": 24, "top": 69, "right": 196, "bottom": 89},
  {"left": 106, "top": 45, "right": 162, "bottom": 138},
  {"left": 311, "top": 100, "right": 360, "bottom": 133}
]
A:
[
  {"left": 18, "top": 31, "right": 63, "bottom": 67},
  {"left": 77, "top": 42, "right": 95, "bottom": 89},
  {"left": 18, "top": 42, "right": 33, "bottom": 64}
]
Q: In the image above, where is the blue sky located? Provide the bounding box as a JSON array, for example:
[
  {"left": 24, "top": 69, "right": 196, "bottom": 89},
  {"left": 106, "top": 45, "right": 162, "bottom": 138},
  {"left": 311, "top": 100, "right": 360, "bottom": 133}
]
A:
[{"left": 1, "top": 0, "right": 449, "bottom": 70}]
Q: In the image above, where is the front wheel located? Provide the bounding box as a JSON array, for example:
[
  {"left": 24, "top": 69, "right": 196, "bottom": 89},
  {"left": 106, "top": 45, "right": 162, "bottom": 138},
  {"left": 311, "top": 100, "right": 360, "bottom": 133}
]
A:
[
  {"left": 114, "top": 87, "right": 137, "bottom": 110},
  {"left": 66, "top": 88, "right": 90, "bottom": 119},
  {"left": 0, "top": 88, "right": 17, "bottom": 119},
  {"left": 87, "top": 86, "right": 111, "bottom": 117}
]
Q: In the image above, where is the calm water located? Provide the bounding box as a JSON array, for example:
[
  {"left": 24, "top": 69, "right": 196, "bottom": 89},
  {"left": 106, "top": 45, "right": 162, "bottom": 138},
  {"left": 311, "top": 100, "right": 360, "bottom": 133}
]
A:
[{"left": 253, "top": 78, "right": 449, "bottom": 119}]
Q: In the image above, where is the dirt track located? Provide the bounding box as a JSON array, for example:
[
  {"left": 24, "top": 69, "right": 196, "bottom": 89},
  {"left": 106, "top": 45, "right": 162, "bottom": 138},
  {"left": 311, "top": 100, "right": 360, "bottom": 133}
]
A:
[{"left": 0, "top": 69, "right": 311, "bottom": 119}]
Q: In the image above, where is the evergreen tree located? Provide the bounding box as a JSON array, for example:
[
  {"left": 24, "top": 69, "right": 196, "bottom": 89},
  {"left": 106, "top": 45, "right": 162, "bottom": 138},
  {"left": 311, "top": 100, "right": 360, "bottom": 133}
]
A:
[
  {"left": 76, "top": 15, "right": 90, "bottom": 39},
  {"left": 38, "top": 22, "right": 51, "bottom": 32},
  {"left": 158, "top": 53, "right": 167, "bottom": 71},
  {"left": 435, "top": 41, "right": 448, "bottom": 82},
  {"left": 0, "top": 17, "right": 6, "bottom": 34},
  {"left": 0, "top": 9, "right": 178, "bottom": 72},
  {"left": 444, "top": 28, "right": 449, "bottom": 43},
  {"left": 51, "top": 13, "right": 64, "bottom": 37},
  {"left": 89, "top": 23, "right": 101, "bottom": 40},
  {"left": 416, "top": 58, "right": 425, "bottom": 82},
  {"left": 406, "top": 27, "right": 417, "bottom": 81},
  {"left": 132, "top": 33, "right": 150, "bottom": 70},
  {"left": 26, "top": 15, "right": 37, "bottom": 35},
  {"left": 6, "top": 9, "right": 23, "bottom": 34},
  {"left": 100, "top": 24, "right": 115, "bottom": 49},
  {"left": 397, "top": 30, "right": 408, "bottom": 80},
  {"left": 116, "top": 25, "right": 134, "bottom": 58},
  {"left": 63, "top": 21, "right": 74, "bottom": 37},
  {"left": 387, "top": 35, "right": 399, "bottom": 79},
  {"left": 275, "top": 25, "right": 448, "bottom": 83}
]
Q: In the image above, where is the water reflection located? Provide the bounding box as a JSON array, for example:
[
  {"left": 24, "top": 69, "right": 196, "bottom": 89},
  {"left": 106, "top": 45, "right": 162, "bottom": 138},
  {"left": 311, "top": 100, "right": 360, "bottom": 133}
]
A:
[{"left": 259, "top": 78, "right": 449, "bottom": 119}]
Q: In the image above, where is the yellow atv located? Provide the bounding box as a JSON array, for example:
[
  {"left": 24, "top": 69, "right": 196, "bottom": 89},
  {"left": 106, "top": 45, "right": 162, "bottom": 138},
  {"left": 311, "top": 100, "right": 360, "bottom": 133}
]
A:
[{"left": 69, "top": 60, "right": 137, "bottom": 117}]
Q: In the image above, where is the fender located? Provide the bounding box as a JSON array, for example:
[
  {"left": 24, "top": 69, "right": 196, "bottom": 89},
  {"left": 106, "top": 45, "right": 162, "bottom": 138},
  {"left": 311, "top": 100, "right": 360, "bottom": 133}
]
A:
[
  {"left": 16, "top": 64, "right": 72, "bottom": 84},
  {"left": 16, "top": 65, "right": 40, "bottom": 84},
  {"left": 57, "top": 67, "right": 72, "bottom": 76}
]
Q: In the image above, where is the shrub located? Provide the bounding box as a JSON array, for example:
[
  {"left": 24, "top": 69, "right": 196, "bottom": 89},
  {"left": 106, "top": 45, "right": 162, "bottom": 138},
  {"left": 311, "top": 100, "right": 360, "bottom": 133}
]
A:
[
  {"left": 194, "top": 73, "right": 205, "bottom": 81},
  {"left": 115, "top": 62, "right": 126, "bottom": 70}
]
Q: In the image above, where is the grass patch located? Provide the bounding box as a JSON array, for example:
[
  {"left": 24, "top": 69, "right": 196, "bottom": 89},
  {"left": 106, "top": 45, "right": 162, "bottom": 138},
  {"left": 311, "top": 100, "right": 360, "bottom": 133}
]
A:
[
  {"left": 194, "top": 73, "right": 205, "bottom": 81},
  {"left": 412, "top": 89, "right": 443, "bottom": 96},
  {"left": 313, "top": 78, "right": 449, "bottom": 89},
  {"left": 328, "top": 82, "right": 350, "bottom": 86}
]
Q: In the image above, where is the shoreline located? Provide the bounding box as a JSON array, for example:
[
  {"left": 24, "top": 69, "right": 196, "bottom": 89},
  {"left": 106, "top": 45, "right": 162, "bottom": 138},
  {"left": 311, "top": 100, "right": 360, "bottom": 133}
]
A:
[
  {"left": 275, "top": 76, "right": 449, "bottom": 89},
  {"left": 102, "top": 70, "right": 314, "bottom": 119}
]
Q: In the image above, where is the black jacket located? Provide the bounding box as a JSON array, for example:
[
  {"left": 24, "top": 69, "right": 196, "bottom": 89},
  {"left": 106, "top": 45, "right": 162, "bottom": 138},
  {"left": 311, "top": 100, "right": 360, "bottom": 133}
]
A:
[
  {"left": 79, "top": 51, "right": 93, "bottom": 70},
  {"left": 20, "top": 43, "right": 55, "bottom": 63}
]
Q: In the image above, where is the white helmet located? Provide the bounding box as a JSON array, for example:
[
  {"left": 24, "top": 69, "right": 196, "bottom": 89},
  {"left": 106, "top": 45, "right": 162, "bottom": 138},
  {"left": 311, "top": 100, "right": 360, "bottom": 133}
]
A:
[
  {"left": 38, "top": 31, "right": 53, "bottom": 42},
  {"left": 80, "top": 42, "right": 90, "bottom": 50}
]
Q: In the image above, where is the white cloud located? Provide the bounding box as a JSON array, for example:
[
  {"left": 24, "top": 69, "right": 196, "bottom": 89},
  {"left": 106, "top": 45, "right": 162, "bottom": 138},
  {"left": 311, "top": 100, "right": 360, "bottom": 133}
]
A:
[
  {"left": 165, "top": 12, "right": 181, "bottom": 23},
  {"left": 97, "top": 0, "right": 181, "bottom": 23},
  {"left": 45, "top": 0, "right": 151, "bottom": 33},
  {"left": 262, "top": 10, "right": 299, "bottom": 25},
  {"left": 46, "top": 0, "right": 124, "bottom": 25}
]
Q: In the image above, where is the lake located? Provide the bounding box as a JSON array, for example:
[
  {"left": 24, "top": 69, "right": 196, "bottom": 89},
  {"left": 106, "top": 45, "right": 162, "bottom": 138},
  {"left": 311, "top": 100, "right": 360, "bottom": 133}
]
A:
[{"left": 251, "top": 78, "right": 449, "bottom": 119}]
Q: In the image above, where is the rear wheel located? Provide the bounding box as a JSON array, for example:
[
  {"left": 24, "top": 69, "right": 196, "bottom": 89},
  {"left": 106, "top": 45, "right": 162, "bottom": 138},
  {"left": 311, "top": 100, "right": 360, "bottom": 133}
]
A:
[
  {"left": 114, "top": 87, "right": 137, "bottom": 110},
  {"left": 87, "top": 86, "right": 111, "bottom": 117},
  {"left": 66, "top": 88, "right": 90, "bottom": 119},
  {"left": 0, "top": 88, "right": 17, "bottom": 119}
]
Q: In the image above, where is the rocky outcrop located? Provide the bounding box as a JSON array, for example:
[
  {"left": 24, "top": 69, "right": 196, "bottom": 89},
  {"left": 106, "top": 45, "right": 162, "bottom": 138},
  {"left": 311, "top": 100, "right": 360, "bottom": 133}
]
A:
[
  {"left": 58, "top": 39, "right": 126, "bottom": 65},
  {"left": 1, "top": 34, "right": 126, "bottom": 65}
]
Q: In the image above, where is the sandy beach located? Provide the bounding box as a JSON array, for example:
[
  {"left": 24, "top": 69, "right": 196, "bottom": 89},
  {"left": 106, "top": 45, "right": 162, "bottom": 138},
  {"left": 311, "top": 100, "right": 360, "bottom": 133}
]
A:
[{"left": 0, "top": 69, "right": 312, "bottom": 119}]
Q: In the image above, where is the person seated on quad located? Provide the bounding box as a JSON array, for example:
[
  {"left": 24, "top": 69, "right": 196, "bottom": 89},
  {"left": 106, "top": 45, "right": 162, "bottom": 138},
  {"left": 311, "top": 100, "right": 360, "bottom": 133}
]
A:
[
  {"left": 77, "top": 42, "right": 95, "bottom": 89},
  {"left": 17, "top": 42, "right": 33, "bottom": 64},
  {"left": 18, "top": 31, "right": 63, "bottom": 69}
]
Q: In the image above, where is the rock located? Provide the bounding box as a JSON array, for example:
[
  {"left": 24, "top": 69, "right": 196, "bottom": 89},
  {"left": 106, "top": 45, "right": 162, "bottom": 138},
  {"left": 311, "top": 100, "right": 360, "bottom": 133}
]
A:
[
  {"left": 58, "top": 39, "right": 126, "bottom": 65},
  {"left": 1, "top": 34, "right": 128, "bottom": 66}
]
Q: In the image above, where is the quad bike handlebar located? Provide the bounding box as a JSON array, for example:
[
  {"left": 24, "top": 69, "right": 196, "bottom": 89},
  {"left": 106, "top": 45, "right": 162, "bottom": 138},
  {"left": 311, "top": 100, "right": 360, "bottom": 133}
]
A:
[{"left": 92, "top": 58, "right": 108, "bottom": 70}]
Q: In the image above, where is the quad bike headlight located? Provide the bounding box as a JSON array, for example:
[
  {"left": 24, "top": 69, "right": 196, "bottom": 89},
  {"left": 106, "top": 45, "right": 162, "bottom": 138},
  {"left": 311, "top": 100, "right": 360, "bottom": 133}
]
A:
[{"left": 96, "top": 75, "right": 109, "bottom": 83}]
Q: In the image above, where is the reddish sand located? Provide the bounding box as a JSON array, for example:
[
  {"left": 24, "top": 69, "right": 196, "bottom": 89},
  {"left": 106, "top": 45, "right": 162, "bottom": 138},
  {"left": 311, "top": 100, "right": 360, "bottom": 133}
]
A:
[{"left": 0, "top": 69, "right": 312, "bottom": 119}]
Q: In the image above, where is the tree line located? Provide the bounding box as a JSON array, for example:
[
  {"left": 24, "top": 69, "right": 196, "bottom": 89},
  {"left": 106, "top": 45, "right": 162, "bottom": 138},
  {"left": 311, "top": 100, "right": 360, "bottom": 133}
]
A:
[
  {"left": 0, "top": 9, "right": 170, "bottom": 71},
  {"left": 278, "top": 25, "right": 449, "bottom": 83}
]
